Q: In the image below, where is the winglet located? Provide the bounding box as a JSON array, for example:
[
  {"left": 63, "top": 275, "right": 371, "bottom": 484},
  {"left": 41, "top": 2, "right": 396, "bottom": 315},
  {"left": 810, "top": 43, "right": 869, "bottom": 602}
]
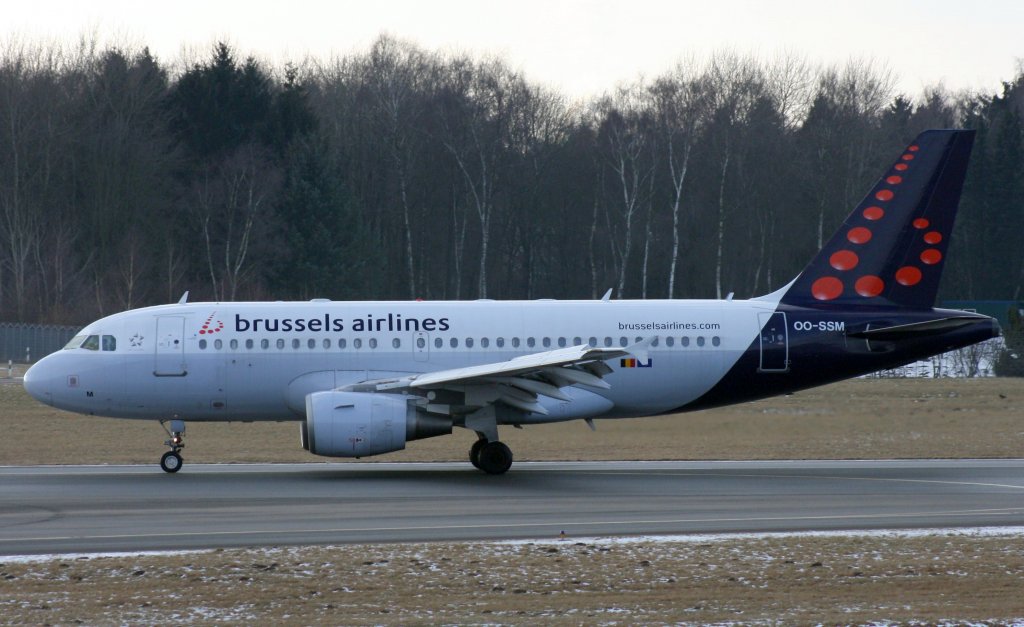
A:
[
  {"left": 177, "top": 291, "right": 190, "bottom": 305},
  {"left": 600, "top": 288, "right": 613, "bottom": 302}
]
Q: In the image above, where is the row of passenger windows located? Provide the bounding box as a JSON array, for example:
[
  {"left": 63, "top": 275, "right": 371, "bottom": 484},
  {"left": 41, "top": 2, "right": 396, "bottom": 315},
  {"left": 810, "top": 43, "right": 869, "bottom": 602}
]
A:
[{"left": 197, "top": 335, "right": 723, "bottom": 351}]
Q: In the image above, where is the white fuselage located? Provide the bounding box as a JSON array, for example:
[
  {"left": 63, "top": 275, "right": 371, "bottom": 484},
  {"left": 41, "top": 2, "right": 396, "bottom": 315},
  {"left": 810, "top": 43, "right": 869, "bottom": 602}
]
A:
[{"left": 25, "top": 298, "right": 777, "bottom": 422}]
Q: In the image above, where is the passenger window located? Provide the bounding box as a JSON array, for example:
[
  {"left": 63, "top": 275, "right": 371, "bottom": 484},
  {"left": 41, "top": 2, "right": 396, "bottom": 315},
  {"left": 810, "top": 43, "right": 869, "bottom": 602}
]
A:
[
  {"left": 101, "top": 335, "right": 116, "bottom": 351},
  {"left": 527, "top": 337, "right": 536, "bottom": 348},
  {"left": 681, "top": 336, "right": 690, "bottom": 347},
  {"left": 450, "top": 338, "right": 458, "bottom": 348},
  {"left": 496, "top": 337, "right": 505, "bottom": 348},
  {"left": 82, "top": 335, "right": 100, "bottom": 351},
  {"left": 199, "top": 339, "right": 207, "bottom": 350},
  {"left": 604, "top": 337, "right": 612, "bottom": 347},
  {"left": 214, "top": 339, "right": 223, "bottom": 350},
  {"left": 558, "top": 337, "right": 567, "bottom": 348},
  {"left": 589, "top": 337, "right": 597, "bottom": 347},
  {"left": 619, "top": 337, "right": 628, "bottom": 347},
  {"left": 666, "top": 336, "right": 675, "bottom": 347},
  {"left": 230, "top": 339, "right": 238, "bottom": 350},
  {"left": 261, "top": 339, "right": 270, "bottom": 349},
  {"left": 338, "top": 339, "right": 346, "bottom": 349},
  {"left": 369, "top": 338, "right": 378, "bottom": 349},
  {"left": 323, "top": 339, "right": 331, "bottom": 349},
  {"left": 651, "top": 337, "right": 659, "bottom": 347},
  {"left": 308, "top": 339, "right": 316, "bottom": 349},
  {"left": 573, "top": 337, "right": 582, "bottom": 346},
  {"left": 292, "top": 339, "right": 300, "bottom": 349},
  {"left": 697, "top": 336, "right": 706, "bottom": 347},
  {"left": 712, "top": 336, "right": 721, "bottom": 347},
  {"left": 276, "top": 339, "right": 285, "bottom": 349},
  {"left": 354, "top": 338, "right": 362, "bottom": 349},
  {"left": 512, "top": 337, "right": 520, "bottom": 348},
  {"left": 542, "top": 337, "right": 551, "bottom": 348},
  {"left": 466, "top": 338, "right": 474, "bottom": 348},
  {"left": 481, "top": 337, "right": 489, "bottom": 348},
  {"left": 246, "top": 339, "right": 254, "bottom": 349},
  {"left": 394, "top": 338, "right": 402, "bottom": 349},
  {"left": 434, "top": 337, "right": 442, "bottom": 349}
]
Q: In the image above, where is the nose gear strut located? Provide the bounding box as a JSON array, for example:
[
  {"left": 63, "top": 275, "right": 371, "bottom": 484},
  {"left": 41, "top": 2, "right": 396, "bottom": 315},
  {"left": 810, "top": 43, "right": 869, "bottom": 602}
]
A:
[{"left": 159, "top": 419, "right": 185, "bottom": 473}]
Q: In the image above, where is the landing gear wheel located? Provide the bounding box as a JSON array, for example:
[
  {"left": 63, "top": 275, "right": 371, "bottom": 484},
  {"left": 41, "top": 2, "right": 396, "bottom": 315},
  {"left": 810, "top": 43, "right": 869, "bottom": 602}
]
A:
[
  {"left": 160, "top": 451, "right": 183, "bottom": 473},
  {"left": 159, "top": 419, "right": 186, "bottom": 474},
  {"left": 469, "top": 439, "right": 486, "bottom": 469},
  {"left": 477, "top": 441, "right": 513, "bottom": 475}
]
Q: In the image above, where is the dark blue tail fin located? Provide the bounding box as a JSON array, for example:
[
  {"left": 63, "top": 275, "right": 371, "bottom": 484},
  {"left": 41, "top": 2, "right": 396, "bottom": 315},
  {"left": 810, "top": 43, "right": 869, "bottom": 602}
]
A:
[{"left": 780, "top": 129, "right": 974, "bottom": 309}]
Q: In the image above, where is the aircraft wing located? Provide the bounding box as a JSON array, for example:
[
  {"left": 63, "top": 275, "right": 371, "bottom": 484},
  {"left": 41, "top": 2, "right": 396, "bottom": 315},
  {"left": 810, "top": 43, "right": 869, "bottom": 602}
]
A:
[{"left": 347, "top": 340, "right": 651, "bottom": 416}]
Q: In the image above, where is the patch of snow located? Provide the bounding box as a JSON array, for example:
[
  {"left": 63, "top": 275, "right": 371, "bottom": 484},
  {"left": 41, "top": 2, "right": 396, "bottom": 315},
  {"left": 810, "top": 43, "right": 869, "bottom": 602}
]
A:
[
  {"left": 493, "top": 525, "right": 1024, "bottom": 547},
  {"left": 0, "top": 548, "right": 215, "bottom": 564}
]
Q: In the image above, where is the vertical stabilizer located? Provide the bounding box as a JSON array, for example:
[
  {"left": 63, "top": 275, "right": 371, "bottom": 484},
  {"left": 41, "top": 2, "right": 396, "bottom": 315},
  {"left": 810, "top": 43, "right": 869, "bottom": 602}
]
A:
[{"left": 780, "top": 130, "right": 974, "bottom": 309}]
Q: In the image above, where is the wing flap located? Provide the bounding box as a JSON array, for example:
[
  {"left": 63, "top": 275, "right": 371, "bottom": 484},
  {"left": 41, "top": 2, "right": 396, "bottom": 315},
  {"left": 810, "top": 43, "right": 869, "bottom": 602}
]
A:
[{"left": 408, "top": 344, "right": 630, "bottom": 389}]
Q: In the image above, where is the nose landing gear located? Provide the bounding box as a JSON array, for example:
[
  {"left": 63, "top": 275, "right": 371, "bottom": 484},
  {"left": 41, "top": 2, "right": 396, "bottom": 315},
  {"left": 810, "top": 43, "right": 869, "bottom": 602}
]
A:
[{"left": 159, "top": 419, "right": 185, "bottom": 473}]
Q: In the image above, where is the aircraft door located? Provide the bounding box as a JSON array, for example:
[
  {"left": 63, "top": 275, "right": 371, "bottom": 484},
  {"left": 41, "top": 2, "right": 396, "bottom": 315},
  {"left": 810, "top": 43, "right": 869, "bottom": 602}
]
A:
[
  {"left": 413, "top": 332, "right": 429, "bottom": 362},
  {"left": 758, "top": 311, "right": 789, "bottom": 372},
  {"left": 154, "top": 316, "right": 187, "bottom": 376}
]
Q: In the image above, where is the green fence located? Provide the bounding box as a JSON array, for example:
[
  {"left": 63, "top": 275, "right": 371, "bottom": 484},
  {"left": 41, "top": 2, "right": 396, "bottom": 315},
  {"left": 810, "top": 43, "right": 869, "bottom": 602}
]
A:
[{"left": 0, "top": 322, "right": 81, "bottom": 362}]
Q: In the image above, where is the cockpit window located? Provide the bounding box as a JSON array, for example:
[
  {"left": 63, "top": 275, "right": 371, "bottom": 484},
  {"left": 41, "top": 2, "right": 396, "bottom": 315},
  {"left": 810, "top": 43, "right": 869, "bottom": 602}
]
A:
[
  {"left": 101, "top": 335, "right": 116, "bottom": 352},
  {"left": 63, "top": 335, "right": 87, "bottom": 350},
  {"left": 81, "top": 335, "right": 100, "bottom": 351}
]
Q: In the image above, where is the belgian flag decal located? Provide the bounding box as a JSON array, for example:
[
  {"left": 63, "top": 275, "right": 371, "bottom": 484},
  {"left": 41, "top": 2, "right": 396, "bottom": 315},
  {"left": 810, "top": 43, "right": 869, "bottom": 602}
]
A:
[{"left": 620, "top": 358, "right": 652, "bottom": 368}]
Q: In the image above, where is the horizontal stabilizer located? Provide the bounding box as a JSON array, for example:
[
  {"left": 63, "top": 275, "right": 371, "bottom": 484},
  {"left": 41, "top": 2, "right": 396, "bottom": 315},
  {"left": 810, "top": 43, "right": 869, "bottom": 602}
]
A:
[{"left": 846, "top": 316, "right": 980, "bottom": 341}]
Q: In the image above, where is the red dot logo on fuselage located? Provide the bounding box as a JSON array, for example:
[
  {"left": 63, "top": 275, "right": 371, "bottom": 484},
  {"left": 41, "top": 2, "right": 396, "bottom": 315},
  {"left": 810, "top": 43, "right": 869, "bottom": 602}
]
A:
[{"left": 199, "top": 312, "right": 225, "bottom": 335}]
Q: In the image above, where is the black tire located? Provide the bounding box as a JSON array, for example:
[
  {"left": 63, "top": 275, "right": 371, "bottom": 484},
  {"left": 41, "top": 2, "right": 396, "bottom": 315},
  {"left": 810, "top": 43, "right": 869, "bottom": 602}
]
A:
[
  {"left": 477, "top": 441, "right": 513, "bottom": 475},
  {"left": 160, "top": 451, "right": 183, "bottom": 473},
  {"left": 469, "top": 439, "right": 486, "bottom": 469}
]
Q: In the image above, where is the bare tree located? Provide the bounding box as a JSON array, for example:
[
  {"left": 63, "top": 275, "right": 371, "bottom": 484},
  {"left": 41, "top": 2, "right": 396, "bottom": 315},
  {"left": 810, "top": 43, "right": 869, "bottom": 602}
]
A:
[
  {"left": 363, "top": 35, "right": 431, "bottom": 298},
  {"left": 651, "top": 61, "right": 707, "bottom": 297},
  {"left": 193, "top": 144, "right": 280, "bottom": 301},
  {"left": 436, "top": 55, "right": 524, "bottom": 298},
  {"left": 594, "top": 84, "right": 656, "bottom": 298}
]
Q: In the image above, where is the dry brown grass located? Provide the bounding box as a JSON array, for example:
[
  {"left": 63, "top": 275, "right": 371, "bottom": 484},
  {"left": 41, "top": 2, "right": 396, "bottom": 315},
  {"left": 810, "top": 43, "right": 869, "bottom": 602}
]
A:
[
  {"left": 2, "top": 533, "right": 1024, "bottom": 625},
  {"left": 3, "top": 376, "right": 1024, "bottom": 465}
]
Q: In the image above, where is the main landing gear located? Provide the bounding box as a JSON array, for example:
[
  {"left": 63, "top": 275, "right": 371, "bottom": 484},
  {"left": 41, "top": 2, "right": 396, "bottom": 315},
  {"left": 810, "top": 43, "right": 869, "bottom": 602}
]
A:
[
  {"left": 159, "top": 419, "right": 185, "bottom": 473},
  {"left": 469, "top": 437, "right": 513, "bottom": 475}
]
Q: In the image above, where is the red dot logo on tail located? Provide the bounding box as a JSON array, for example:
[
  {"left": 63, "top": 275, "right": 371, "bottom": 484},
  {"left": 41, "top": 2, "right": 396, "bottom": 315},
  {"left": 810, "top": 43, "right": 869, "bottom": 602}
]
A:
[
  {"left": 855, "top": 275, "right": 884, "bottom": 297},
  {"left": 863, "top": 206, "right": 884, "bottom": 220},
  {"left": 829, "top": 250, "right": 859, "bottom": 271},
  {"left": 847, "top": 227, "right": 872, "bottom": 244},
  {"left": 811, "top": 277, "right": 843, "bottom": 301},
  {"left": 895, "top": 266, "right": 922, "bottom": 286}
]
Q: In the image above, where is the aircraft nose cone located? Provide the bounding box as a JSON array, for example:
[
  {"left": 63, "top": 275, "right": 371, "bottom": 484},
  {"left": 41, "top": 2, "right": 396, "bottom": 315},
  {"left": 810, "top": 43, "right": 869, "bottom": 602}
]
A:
[{"left": 23, "top": 360, "right": 53, "bottom": 405}]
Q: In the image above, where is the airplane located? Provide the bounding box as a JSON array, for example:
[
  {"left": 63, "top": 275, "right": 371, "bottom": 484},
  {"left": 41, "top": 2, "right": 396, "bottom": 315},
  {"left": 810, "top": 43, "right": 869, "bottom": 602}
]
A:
[{"left": 23, "top": 129, "right": 999, "bottom": 475}]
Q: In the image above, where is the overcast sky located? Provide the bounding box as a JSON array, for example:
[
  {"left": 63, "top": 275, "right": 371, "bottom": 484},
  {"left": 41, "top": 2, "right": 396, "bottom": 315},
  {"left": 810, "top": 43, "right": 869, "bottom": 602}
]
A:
[{"left": 5, "top": 0, "right": 1022, "bottom": 99}]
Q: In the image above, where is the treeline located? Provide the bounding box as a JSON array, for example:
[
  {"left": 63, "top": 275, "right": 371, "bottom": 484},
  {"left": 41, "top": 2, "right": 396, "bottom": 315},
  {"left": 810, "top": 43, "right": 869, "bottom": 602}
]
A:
[{"left": 1, "top": 35, "right": 1023, "bottom": 324}]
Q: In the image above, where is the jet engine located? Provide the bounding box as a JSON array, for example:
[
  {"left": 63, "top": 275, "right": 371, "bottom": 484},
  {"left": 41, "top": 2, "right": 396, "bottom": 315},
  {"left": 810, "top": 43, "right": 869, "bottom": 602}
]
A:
[{"left": 301, "top": 391, "right": 451, "bottom": 457}]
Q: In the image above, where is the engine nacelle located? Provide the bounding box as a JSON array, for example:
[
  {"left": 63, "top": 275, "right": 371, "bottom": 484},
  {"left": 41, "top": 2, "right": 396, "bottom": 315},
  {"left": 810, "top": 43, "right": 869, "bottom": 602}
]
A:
[{"left": 302, "top": 391, "right": 451, "bottom": 458}]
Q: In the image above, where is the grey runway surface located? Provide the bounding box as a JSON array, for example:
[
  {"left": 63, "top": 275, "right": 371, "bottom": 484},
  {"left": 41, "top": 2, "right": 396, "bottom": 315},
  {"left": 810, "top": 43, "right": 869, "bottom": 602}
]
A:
[{"left": 2, "top": 460, "right": 1024, "bottom": 556}]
